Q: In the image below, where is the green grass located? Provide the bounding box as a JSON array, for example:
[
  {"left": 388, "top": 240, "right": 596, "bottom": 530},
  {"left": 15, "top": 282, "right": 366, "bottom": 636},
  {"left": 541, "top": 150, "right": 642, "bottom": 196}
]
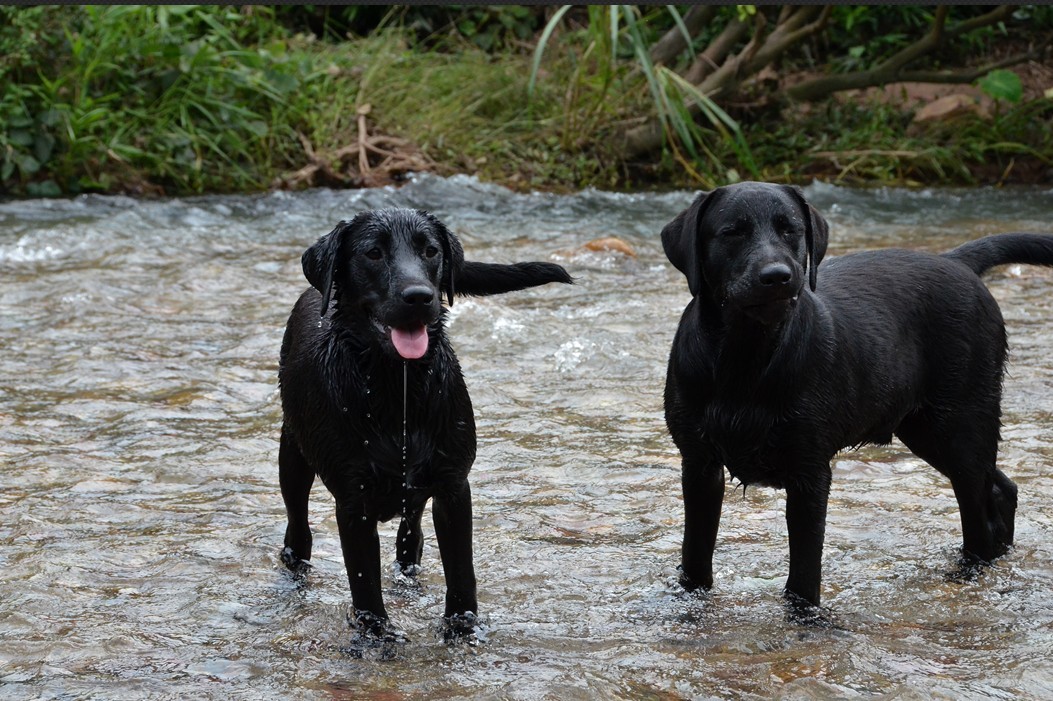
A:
[
  {"left": 747, "top": 97, "right": 1053, "bottom": 187},
  {"left": 1, "top": 5, "right": 1050, "bottom": 196}
]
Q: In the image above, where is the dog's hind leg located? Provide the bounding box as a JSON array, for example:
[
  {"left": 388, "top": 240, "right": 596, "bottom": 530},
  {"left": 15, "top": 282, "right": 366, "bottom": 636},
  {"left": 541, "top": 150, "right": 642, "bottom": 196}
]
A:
[
  {"left": 279, "top": 427, "right": 314, "bottom": 575},
  {"left": 896, "top": 412, "right": 1018, "bottom": 568},
  {"left": 395, "top": 508, "right": 425, "bottom": 576}
]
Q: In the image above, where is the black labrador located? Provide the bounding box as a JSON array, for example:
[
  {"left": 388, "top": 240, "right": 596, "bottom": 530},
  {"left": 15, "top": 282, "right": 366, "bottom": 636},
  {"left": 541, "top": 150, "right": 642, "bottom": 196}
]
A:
[
  {"left": 278, "top": 208, "right": 570, "bottom": 641},
  {"left": 661, "top": 181, "right": 1053, "bottom": 616}
]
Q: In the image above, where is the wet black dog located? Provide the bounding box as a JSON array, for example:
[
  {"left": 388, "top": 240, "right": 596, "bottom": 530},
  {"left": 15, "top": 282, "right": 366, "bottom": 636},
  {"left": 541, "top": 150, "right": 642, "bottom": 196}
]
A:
[
  {"left": 662, "top": 181, "right": 1053, "bottom": 615},
  {"left": 278, "top": 208, "right": 571, "bottom": 641}
]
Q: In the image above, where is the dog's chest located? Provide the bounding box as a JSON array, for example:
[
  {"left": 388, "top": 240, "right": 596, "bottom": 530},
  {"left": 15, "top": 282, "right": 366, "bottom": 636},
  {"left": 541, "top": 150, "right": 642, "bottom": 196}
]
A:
[
  {"left": 702, "top": 401, "right": 794, "bottom": 487},
  {"left": 326, "top": 362, "right": 468, "bottom": 509}
]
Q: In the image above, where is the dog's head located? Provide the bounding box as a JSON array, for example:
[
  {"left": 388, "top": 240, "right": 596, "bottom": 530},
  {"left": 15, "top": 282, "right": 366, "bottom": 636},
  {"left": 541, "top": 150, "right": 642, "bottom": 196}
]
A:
[
  {"left": 301, "top": 208, "right": 464, "bottom": 359},
  {"left": 662, "top": 182, "right": 829, "bottom": 325}
]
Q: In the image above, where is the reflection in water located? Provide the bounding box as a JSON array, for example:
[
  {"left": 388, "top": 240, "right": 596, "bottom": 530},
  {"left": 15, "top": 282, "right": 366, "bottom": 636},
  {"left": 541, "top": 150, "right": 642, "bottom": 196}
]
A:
[{"left": 3, "top": 177, "right": 1053, "bottom": 698}]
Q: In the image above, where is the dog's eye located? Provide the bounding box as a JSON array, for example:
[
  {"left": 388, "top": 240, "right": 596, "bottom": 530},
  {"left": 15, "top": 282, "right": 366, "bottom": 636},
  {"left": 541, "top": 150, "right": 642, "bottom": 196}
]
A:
[
  {"left": 425, "top": 246, "right": 439, "bottom": 259},
  {"left": 364, "top": 248, "right": 383, "bottom": 261},
  {"left": 774, "top": 217, "right": 798, "bottom": 238}
]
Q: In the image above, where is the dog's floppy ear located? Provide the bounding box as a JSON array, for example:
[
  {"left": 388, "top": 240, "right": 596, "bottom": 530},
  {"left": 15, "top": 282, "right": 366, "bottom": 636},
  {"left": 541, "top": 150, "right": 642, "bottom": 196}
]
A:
[
  {"left": 783, "top": 185, "right": 829, "bottom": 292},
  {"left": 421, "top": 210, "right": 463, "bottom": 305},
  {"left": 301, "top": 220, "right": 352, "bottom": 316},
  {"left": 662, "top": 191, "right": 714, "bottom": 297}
]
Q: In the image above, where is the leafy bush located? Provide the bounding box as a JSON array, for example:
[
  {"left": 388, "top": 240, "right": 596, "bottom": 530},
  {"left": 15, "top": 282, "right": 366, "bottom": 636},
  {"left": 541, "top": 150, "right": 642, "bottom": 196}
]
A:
[{"left": 2, "top": 5, "right": 328, "bottom": 194}]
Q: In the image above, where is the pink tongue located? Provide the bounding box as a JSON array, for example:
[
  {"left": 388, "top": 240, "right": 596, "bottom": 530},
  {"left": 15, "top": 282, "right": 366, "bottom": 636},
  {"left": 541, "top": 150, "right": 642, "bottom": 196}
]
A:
[{"left": 390, "top": 325, "right": 429, "bottom": 359}]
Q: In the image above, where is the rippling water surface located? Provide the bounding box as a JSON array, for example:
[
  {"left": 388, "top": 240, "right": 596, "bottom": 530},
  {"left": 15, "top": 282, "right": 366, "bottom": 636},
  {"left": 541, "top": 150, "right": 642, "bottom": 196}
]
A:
[{"left": 3, "top": 176, "right": 1053, "bottom": 699}]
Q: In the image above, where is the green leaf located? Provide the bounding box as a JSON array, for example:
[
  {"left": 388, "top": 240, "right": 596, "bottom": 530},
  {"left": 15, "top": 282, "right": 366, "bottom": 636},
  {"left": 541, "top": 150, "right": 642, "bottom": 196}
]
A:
[
  {"left": 245, "top": 120, "right": 269, "bottom": 137},
  {"left": 34, "top": 132, "right": 55, "bottom": 164},
  {"left": 8, "top": 129, "right": 34, "bottom": 147},
  {"left": 8, "top": 114, "right": 34, "bottom": 129},
  {"left": 37, "top": 109, "right": 63, "bottom": 127},
  {"left": 977, "top": 69, "right": 1022, "bottom": 103},
  {"left": 265, "top": 70, "right": 299, "bottom": 96},
  {"left": 26, "top": 180, "right": 62, "bottom": 197},
  {"left": 15, "top": 152, "right": 40, "bottom": 175}
]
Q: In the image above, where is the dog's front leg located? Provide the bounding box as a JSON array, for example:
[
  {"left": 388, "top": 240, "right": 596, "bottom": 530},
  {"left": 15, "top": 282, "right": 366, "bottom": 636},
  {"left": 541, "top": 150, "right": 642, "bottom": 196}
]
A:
[
  {"left": 335, "top": 501, "right": 388, "bottom": 632},
  {"left": 432, "top": 481, "right": 478, "bottom": 639},
  {"left": 680, "top": 456, "right": 725, "bottom": 591},
  {"left": 279, "top": 428, "right": 315, "bottom": 574},
  {"left": 783, "top": 466, "right": 832, "bottom": 611}
]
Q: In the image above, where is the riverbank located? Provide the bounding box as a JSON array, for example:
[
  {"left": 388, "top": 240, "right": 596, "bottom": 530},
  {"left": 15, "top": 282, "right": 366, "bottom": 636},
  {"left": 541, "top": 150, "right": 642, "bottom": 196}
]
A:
[{"left": 1, "top": 6, "right": 1050, "bottom": 197}]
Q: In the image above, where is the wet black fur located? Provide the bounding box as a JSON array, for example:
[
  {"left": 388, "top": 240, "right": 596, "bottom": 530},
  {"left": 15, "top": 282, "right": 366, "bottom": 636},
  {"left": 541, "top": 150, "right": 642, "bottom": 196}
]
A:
[
  {"left": 278, "top": 208, "right": 571, "bottom": 638},
  {"left": 662, "top": 181, "right": 1053, "bottom": 614}
]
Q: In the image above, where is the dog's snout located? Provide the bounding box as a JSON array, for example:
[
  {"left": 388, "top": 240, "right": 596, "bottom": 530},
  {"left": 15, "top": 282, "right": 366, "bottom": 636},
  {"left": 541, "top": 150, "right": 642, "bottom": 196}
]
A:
[
  {"left": 758, "top": 262, "right": 793, "bottom": 287},
  {"left": 401, "top": 285, "right": 435, "bottom": 306}
]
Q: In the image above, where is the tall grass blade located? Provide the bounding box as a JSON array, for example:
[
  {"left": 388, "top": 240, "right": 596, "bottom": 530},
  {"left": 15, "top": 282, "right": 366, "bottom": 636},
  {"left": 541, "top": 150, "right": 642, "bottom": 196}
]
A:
[{"left": 528, "top": 5, "right": 571, "bottom": 99}]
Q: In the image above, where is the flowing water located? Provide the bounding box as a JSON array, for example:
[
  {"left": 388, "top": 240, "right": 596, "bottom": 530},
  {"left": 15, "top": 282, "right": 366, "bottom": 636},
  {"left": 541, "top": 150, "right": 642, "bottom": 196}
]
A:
[{"left": 3, "top": 176, "right": 1053, "bottom": 700}]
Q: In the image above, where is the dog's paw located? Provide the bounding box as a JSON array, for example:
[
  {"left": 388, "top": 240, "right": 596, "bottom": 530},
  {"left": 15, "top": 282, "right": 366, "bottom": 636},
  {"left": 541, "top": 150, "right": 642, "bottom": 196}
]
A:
[
  {"left": 395, "top": 561, "right": 421, "bottom": 578},
  {"left": 946, "top": 550, "right": 992, "bottom": 583},
  {"left": 390, "top": 560, "right": 423, "bottom": 601},
  {"left": 441, "top": 611, "right": 484, "bottom": 646},
  {"left": 344, "top": 610, "right": 409, "bottom": 659},
  {"left": 677, "top": 565, "right": 712, "bottom": 593},
  {"left": 280, "top": 546, "right": 312, "bottom": 579},
  {"left": 782, "top": 591, "right": 840, "bottom": 629},
  {"left": 391, "top": 560, "right": 422, "bottom": 587}
]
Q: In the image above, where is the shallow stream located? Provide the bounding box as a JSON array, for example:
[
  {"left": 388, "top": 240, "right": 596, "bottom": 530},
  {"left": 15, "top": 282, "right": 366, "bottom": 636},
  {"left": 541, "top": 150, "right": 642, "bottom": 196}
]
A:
[{"left": 3, "top": 176, "right": 1053, "bottom": 699}]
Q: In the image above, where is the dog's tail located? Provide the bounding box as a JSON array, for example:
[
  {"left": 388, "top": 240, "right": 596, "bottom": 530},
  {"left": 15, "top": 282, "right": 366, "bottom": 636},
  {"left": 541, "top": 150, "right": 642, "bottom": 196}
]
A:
[
  {"left": 943, "top": 233, "right": 1053, "bottom": 276},
  {"left": 455, "top": 260, "right": 573, "bottom": 297}
]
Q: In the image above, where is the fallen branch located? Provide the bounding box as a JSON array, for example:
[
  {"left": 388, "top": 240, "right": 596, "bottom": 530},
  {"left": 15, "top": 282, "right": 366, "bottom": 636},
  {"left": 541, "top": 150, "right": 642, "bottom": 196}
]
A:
[
  {"left": 650, "top": 5, "right": 716, "bottom": 67},
  {"left": 787, "top": 6, "right": 1017, "bottom": 102},
  {"left": 624, "top": 6, "right": 829, "bottom": 159},
  {"left": 274, "top": 112, "right": 436, "bottom": 190}
]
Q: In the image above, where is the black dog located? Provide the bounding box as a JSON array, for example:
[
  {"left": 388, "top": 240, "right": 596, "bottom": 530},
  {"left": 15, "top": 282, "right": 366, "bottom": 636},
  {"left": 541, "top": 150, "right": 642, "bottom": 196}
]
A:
[
  {"left": 278, "top": 208, "right": 570, "bottom": 641},
  {"left": 662, "top": 181, "right": 1053, "bottom": 615}
]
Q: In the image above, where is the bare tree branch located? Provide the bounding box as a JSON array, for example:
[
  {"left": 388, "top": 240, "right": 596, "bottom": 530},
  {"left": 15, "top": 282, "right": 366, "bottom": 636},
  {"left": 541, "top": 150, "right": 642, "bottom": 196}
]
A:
[
  {"left": 624, "top": 5, "right": 830, "bottom": 159},
  {"left": 650, "top": 5, "right": 716, "bottom": 66},
  {"left": 897, "top": 51, "right": 1040, "bottom": 84},
  {"left": 744, "top": 6, "right": 829, "bottom": 75},
  {"left": 622, "top": 4, "right": 1028, "bottom": 160},
  {"left": 947, "top": 5, "right": 1018, "bottom": 37},
  {"left": 684, "top": 18, "right": 749, "bottom": 85},
  {"left": 787, "top": 5, "right": 1017, "bottom": 102}
]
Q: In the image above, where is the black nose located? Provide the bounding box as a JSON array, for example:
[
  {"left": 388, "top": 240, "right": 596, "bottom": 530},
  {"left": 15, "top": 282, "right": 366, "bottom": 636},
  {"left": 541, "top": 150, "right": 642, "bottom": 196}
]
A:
[
  {"left": 758, "top": 263, "right": 792, "bottom": 286},
  {"left": 401, "top": 285, "right": 435, "bottom": 305}
]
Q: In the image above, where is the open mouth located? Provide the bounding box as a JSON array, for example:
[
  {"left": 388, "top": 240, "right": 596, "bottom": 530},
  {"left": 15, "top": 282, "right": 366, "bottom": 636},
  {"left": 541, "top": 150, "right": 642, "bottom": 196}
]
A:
[{"left": 372, "top": 318, "right": 430, "bottom": 359}]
